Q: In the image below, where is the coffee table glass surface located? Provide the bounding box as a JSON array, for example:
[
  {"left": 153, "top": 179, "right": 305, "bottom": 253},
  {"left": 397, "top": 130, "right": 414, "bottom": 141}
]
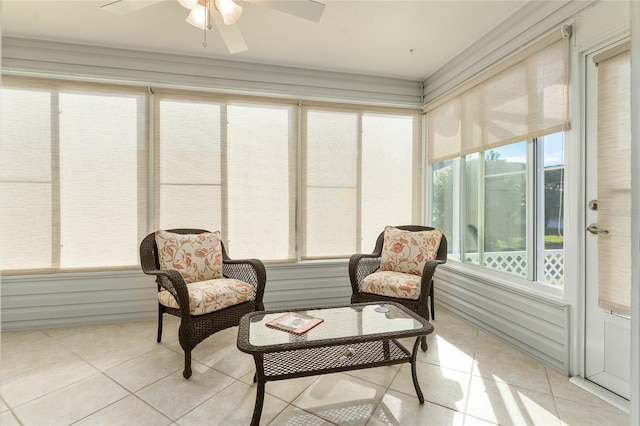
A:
[{"left": 243, "top": 302, "right": 427, "bottom": 350}]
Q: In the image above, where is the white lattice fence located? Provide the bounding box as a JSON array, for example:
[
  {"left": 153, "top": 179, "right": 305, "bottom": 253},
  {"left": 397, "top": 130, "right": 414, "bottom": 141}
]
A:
[{"left": 464, "top": 250, "right": 564, "bottom": 285}]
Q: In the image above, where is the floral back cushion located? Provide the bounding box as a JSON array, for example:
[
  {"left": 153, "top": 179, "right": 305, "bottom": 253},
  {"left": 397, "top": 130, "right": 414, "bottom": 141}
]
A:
[
  {"left": 380, "top": 226, "right": 443, "bottom": 276},
  {"left": 155, "top": 230, "right": 223, "bottom": 283}
]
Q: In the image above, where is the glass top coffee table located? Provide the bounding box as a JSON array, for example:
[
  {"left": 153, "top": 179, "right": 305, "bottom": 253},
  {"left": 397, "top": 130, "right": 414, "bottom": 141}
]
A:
[{"left": 237, "top": 302, "right": 434, "bottom": 425}]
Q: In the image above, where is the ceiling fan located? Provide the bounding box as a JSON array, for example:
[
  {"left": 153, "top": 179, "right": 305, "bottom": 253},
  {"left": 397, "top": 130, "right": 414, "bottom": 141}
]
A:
[{"left": 100, "top": 0, "right": 326, "bottom": 54}]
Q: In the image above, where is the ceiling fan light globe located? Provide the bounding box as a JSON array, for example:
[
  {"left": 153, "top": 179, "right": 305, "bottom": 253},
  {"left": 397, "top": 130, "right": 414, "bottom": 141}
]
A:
[
  {"left": 215, "top": 0, "right": 242, "bottom": 25},
  {"left": 177, "top": 0, "right": 199, "bottom": 10},
  {"left": 185, "top": 5, "right": 210, "bottom": 29}
]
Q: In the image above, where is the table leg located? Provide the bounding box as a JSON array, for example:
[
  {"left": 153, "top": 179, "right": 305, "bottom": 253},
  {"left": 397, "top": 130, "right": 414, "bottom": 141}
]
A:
[
  {"left": 383, "top": 340, "right": 391, "bottom": 360},
  {"left": 251, "top": 354, "right": 266, "bottom": 426},
  {"left": 411, "top": 337, "right": 425, "bottom": 404}
]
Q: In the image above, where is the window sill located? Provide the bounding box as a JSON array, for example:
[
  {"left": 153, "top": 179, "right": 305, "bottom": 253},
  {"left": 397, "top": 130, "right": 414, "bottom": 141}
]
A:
[{"left": 437, "top": 259, "right": 565, "bottom": 304}]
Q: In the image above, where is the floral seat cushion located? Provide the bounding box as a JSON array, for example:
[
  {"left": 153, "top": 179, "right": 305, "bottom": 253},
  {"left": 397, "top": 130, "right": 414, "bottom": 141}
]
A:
[
  {"left": 361, "top": 271, "right": 422, "bottom": 300},
  {"left": 380, "top": 226, "right": 443, "bottom": 276},
  {"left": 155, "top": 230, "right": 223, "bottom": 283},
  {"left": 158, "top": 278, "right": 255, "bottom": 315}
]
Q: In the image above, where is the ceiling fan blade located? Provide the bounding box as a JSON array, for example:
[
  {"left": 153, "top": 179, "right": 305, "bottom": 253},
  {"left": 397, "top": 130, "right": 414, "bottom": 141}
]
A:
[
  {"left": 210, "top": 11, "right": 248, "bottom": 54},
  {"left": 101, "top": 0, "right": 165, "bottom": 15},
  {"left": 244, "top": 0, "right": 325, "bottom": 23}
]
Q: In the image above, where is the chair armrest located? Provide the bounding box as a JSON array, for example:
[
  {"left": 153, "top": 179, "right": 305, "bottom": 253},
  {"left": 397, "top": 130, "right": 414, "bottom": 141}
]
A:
[
  {"left": 223, "top": 258, "right": 267, "bottom": 304},
  {"left": 348, "top": 253, "right": 381, "bottom": 293},
  {"left": 141, "top": 268, "right": 191, "bottom": 316},
  {"left": 417, "top": 259, "right": 444, "bottom": 303}
]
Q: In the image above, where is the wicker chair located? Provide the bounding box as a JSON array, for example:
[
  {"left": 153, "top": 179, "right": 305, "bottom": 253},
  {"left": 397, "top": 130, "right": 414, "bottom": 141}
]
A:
[
  {"left": 140, "top": 228, "right": 266, "bottom": 379},
  {"left": 348, "top": 225, "right": 447, "bottom": 351}
]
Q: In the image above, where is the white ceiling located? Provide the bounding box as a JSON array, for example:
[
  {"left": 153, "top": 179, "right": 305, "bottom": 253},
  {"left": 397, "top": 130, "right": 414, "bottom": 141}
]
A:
[{"left": 1, "top": 0, "right": 528, "bottom": 81}]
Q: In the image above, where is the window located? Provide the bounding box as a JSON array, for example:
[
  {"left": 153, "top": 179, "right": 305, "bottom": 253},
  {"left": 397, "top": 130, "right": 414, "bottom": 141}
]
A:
[
  {"left": 430, "top": 133, "right": 565, "bottom": 286},
  {"left": 0, "top": 78, "right": 147, "bottom": 272},
  {"left": 0, "top": 77, "right": 423, "bottom": 274},
  {"left": 302, "top": 107, "right": 421, "bottom": 259},
  {"left": 426, "top": 30, "right": 569, "bottom": 291},
  {"left": 155, "top": 93, "right": 298, "bottom": 262}
]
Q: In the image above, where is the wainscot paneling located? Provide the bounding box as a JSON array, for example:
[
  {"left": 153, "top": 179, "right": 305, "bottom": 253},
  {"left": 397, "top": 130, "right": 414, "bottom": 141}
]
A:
[
  {"left": 434, "top": 266, "right": 570, "bottom": 373},
  {"left": 0, "top": 262, "right": 352, "bottom": 331}
]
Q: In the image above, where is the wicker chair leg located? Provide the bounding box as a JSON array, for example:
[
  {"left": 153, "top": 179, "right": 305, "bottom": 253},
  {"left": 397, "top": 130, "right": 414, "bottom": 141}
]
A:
[
  {"left": 420, "top": 335, "right": 428, "bottom": 352},
  {"left": 183, "top": 351, "right": 192, "bottom": 379},
  {"left": 157, "top": 308, "right": 163, "bottom": 343},
  {"left": 430, "top": 283, "right": 435, "bottom": 320}
]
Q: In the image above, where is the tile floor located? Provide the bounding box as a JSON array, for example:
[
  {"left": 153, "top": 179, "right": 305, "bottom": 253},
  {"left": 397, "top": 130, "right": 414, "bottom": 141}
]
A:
[{"left": 0, "top": 310, "right": 630, "bottom": 425}]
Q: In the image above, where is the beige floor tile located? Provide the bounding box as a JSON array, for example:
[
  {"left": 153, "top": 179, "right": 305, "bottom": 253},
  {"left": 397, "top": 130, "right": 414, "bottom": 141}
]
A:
[
  {"left": 264, "top": 375, "right": 319, "bottom": 403},
  {"left": 418, "top": 336, "right": 476, "bottom": 374},
  {"left": 344, "top": 365, "right": 401, "bottom": 388},
  {"left": 190, "top": 333, "right": 256, "bottom": 379},
  {"left": 1, "top": 356, "right": 99, "bottom": 407},
  {"left": 367, "top": 389, "right": 465, "bottom": 426},
  {"left": 42, "top": 323, "right": 122, "bottom": 340},
  {"left": 74, "top": 394, "right": 172, "bottom": 426},
  {"left": 269, "top": 404, "right": 334, "bottom": 425},
  {"left": 135, "top": 363, "right": 235, "bottom": 420},
  {"left": 176, "top": 380, "right": 288, "bottom": 426},
  {"left": 473, "top": 333, "right": 551, "bottom": 395},
  {"left": 55, "top": 325, "right": 161, "bottom": 370},
  {"left": 119, "top": 317, "right": 181, "bottom": 345},
  {"left": 465, "top": 375, "right": 561, "bottom": 425},
  {"left": 390, "top": 363, "right": 470, "bottom": 412},
  {"left": 546, "top": 367, "right": 629, "bottom": 414},
  {"left": 555, "top": 396, "right": 629, "bottom": 425},
  {"left": 1, "top": 330, "right": 76, "bottom": 379},
  {"left": 432, "top": 322, "right": 479, "bottom": 346},
  {"left": 462, "top": 414, "right": 499, "bottom": 425},
  {"left": 292, "top": 373, "right": 387, "bottom": 425},
  {"left": 104, "top": 346, "right": 184, "bottom": 392},
  {"left": 12, "top": 373, "right": 129, "bottom": 426},
  {"left": 1, "top": 410, "right": 20, "bottom": 426}
]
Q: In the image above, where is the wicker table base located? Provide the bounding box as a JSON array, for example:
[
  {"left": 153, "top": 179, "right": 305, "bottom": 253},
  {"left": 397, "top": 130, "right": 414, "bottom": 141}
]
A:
[{"left": 237, "top": 302, "right": 433, "bottom": 425}]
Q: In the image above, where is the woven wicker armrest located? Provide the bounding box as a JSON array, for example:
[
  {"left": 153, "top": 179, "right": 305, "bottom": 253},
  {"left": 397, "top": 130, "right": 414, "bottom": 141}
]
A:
[
  {"left": 348, "top": 253, "right": 381, "bottom": 293},
  {"left": 144, "top": 268, "right": 191, "bottom": 314},
  {"left": 222, "top": 257, "right": 267, "bottom": 304}
]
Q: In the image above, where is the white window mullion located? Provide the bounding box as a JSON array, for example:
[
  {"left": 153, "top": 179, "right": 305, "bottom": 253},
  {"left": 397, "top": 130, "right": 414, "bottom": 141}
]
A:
[
  {"left": 356, "top": 113, "right": 363, "bottom": 253},
  {"left": 528, "top": 139, "right": 539, "bottom": 281},
  {"left": 220, "top": 104, "right": 229, "bottom": 248},
  {"left": 50, "top": 91, "right": 61, "bottom": 269}
]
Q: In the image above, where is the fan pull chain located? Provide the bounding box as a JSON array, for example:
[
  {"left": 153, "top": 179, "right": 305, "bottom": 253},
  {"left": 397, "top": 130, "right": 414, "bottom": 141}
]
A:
[{"left": 203, "top": 0, "right": 210, "bottom": 47}]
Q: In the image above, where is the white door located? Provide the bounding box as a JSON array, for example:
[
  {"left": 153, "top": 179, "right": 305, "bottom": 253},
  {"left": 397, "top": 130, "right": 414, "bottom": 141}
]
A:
[{"left": 584, "top": 41, "right": 631, "bottom": 399}]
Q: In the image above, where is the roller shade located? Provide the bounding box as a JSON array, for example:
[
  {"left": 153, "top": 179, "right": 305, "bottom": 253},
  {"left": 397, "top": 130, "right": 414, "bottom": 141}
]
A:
[{"left": 426, "top": 30, "right": 570, "bottom": 164}]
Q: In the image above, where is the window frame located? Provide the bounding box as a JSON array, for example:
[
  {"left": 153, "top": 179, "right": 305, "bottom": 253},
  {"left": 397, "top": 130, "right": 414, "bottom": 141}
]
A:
[
  {"left": 429, "top": 134, "right": 565, "bottom": 297},
  {"left": 0, "top": 77, "right": 149, "bottom": 275},
  {"left": 1, "top": 77, "right": 423, "bottom": 274}
]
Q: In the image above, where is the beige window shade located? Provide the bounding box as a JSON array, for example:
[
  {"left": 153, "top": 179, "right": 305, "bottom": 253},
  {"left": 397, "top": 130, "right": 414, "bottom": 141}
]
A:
[
  {"left": 1, "top": 77, "right": 148, "bottom": 273},
  {"left": 154, "top": 90, "right": 298, "bottom": 262},
  {"left": 426, "top": 31, "right": 569, "bottom": 164},
  {"left": 301, "top": 104, "right": 422, "bottom": 259},
  {"left": 595, "top": 45, "right": 631, "bottom": 315}
]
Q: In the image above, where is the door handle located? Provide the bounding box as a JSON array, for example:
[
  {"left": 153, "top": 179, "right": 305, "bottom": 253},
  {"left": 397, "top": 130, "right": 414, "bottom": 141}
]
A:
[{"left": 586, "top": 223, "right": 609, "bottom": 235}]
